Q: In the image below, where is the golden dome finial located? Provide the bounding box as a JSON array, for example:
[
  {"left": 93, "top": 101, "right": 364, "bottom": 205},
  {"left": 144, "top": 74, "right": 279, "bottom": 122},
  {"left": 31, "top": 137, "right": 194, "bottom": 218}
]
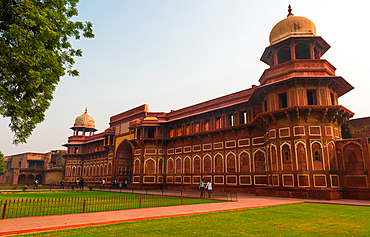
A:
[{"left": 287, "top": 5, "right": 294, "bottom": 17}]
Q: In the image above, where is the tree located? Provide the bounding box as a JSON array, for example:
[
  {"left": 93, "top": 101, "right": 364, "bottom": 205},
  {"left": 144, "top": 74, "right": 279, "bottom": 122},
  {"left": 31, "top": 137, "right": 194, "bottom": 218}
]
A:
[
  {"left": 0, "top": 0, "right": 94, "bottom": 144},
  {"left": 0, "top": 151, "right": 6, "bottom": 176}
]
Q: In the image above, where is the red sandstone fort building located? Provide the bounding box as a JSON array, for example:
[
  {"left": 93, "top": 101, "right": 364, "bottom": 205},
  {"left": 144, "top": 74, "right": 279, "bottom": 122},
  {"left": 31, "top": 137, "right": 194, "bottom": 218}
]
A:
[{"left": 63, "top": 7, "right": 370, "bottom": 200}]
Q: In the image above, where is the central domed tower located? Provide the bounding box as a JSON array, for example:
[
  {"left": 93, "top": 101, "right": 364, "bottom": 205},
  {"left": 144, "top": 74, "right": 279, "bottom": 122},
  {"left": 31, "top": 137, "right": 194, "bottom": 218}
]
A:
[{"left": 250, "top": 6, "right": 355, "bottom": 197}]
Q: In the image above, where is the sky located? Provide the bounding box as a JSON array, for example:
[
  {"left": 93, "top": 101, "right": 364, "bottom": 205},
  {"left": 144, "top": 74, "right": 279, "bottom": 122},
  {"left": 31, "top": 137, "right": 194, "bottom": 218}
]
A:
[{"left": 1, "top": 0, "right": 370, "bottom": 156}]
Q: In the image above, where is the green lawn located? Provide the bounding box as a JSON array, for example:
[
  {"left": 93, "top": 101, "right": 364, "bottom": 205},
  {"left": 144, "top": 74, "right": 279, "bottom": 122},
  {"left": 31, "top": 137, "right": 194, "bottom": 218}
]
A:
[
  {"left": 0, "top": 186, "right": 56, "bottom": 190},
  {"left": 19, "top": 203, "right": 370, "bottom": 237},
  {"left": 0, "top": 190, "right": 132, "bottom": 200},
  {"left": 0, "top": 191, "right": 222, "bottom": 219}
]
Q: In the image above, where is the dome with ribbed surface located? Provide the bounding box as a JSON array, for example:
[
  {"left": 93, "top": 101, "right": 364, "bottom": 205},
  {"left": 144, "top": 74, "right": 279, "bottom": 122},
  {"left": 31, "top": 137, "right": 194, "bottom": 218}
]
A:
[
  {"left": 269, "top": 6, "right": 316, "bottom": 45},
  {"left": 74, "top": 108, "right": 95, "bottom": 129}
]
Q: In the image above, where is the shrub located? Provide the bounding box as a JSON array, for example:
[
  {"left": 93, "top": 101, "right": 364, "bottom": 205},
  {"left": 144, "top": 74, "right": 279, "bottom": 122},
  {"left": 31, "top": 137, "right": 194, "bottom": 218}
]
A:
[
  {"left": 71, "top": 184, "right": 75, "bottom": 189},
  {"left": 87, "top": 185, "right": 93, "bottom": 191},
  {"left": 21, "top": 185, "right": 28, "bottom": 191}
]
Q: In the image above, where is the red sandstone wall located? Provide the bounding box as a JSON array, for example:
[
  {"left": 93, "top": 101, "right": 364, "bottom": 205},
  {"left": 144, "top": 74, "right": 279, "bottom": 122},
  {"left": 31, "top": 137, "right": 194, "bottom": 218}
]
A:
[{"left": 348, "top": 117, "right": 370, "bottom": 138}]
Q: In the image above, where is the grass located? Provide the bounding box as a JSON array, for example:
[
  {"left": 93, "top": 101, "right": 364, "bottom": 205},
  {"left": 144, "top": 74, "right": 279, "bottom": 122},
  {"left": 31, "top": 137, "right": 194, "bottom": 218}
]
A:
[
  {"left": 0, "top": 186, "right": 57, "bottom": 190},
  {"left": 18, "top": 203, "right": 370, "bottom": 237},
  {"left": 0, "top": 191, "right": 222, "bottom": 219}
]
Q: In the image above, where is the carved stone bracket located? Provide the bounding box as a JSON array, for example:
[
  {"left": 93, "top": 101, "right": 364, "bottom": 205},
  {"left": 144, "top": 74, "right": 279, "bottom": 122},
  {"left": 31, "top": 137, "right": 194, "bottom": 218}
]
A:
[
  {"left": 305, "top": 108, "right": 312, "bottom": 122},
  {"left": 296, "top": 108, "right": 300, "bottom": 122},
  {"left": 321, "top": 108, "right": 328, "bottom": 122},
  {"left": 284, "top": 110, "right": 291, "bottom": 123}
]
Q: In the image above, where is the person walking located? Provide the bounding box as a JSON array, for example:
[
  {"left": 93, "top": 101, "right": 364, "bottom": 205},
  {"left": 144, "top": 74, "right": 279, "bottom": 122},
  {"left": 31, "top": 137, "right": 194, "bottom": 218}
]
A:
[
  {"left": 60, "top": 179, "right": 64, "bottom": 189},
  {"left": 199, "top": 178, "right": 205, "bottom": 198},
  {"left": 205, "top": 178, "right": 212, "bottom": 198},
  {"left": 124, "top": 180, "right": 128, "bottom": 188},
  {"left": 34, "top": 179, "right": 38, "bottom": 190},
  {"left": 112, "top": 179, "right": 116, "bottom": 188},
  {"left": 102, "top": 179, "right": 106, "bottom": 189}
]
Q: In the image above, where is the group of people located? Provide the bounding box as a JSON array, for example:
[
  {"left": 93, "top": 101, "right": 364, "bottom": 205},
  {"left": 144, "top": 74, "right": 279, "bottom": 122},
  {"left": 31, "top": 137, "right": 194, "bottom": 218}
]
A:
[
  {"left": 198, "top": 178, "right": 212, "bottom": 198},
  {"left": 101, "top": 179, "right": 129, "bottom": 189},
  {"left": 76, "top": 179, "right": 84, "bottom": 190}
]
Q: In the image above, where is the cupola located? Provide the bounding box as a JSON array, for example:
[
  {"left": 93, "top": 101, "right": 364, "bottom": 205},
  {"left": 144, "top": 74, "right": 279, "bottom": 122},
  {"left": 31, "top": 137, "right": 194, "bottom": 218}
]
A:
[{"left": 70, "top": 108, "right": 97, "bottom": 136}]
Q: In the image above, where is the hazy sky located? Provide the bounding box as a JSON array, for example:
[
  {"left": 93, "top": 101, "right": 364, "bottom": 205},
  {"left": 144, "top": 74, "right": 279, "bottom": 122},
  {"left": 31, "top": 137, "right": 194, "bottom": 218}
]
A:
[{"left": 1, "top": 0, "right": 369, "bottom": 156}]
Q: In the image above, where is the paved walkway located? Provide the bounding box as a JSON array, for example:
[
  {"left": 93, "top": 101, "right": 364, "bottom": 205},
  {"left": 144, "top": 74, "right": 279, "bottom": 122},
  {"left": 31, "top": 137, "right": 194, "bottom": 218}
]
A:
[{"left": 0, "top": 192, "right": 370, "bottom": 236}]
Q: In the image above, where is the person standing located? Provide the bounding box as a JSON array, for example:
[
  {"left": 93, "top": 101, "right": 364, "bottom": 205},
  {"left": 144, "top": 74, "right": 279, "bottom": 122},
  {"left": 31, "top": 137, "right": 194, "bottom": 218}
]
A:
[
  {"left": 102, "top": 179, "right": 106, "bottom": 189},
  {"left": 124, "top": 180, "right": 128, "bottom": 188},
  {"left": 60, "top": 179, "right": 64, "bottom": 189},
  {"left": 205, "top": 178, "right": 212, "bottom": 198},
  {"left": 112, "top": 179, "right": 116, "bottom": 188},
  {"left": 199, "top": 178, "right": 205, "bottom": 198},
  {"left": 80, "top": 179, "right": 84, "bottom": 190}
]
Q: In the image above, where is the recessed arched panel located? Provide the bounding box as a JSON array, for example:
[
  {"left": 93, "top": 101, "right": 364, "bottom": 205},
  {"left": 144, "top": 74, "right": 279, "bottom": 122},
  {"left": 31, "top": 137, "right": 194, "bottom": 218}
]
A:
[
  {"left": 226, "top": 152, "right": 236, "bottom": 174},
  {"left": 239, "top": 151, "right": 250, "bottom": 173},
  {"left": 26, "top": 174, "right": 34, "bottom": 185},
  {"left": 167, "top": 158, "right": 174, "bottom": 174},
  {"left": 270, "top": 145, "right": 278, "bottom": 171},
  {"left": 343, "top": 142, "right": 364, "bottom": 171},
  {"left": 296, "top": 142, "right": 308, "bottom": 170},
  {"left": 203, "top": 155, "right": 212, "bottom": 174},
  {"left": 175, "top": 157, "right": 182, "bottom": 174},
  {"left": 183, "top": 156, "right": 191, "bottom": 174},
  {"left": 214, "top": 153, "right": 224, "bottom": 173},
  {"left": 18, "top": 174, "right": 26, "bottom": 184},
  {"left": 311, "top": 142, "right": 324, "bottom": 170},
  {"left": 144, "top": 158, "right": 156, "bottom": 174},
  {"left": 328, "top": 142, "right": 337, "bottom": 171},
  {"left": 116, "top": 141, "right": 133, "bottom": 174},
  {"left": 158, "top": 158, "right": 164, "bottom": 175},
  {"left": 281, "top": 143, "right": 293, "bottom": 171},
  {"left": 254, "top": 149, "right": 266, "bottom": 172},
  {"left": 193, "top": 156, "right": 201, "bottom": 174}
]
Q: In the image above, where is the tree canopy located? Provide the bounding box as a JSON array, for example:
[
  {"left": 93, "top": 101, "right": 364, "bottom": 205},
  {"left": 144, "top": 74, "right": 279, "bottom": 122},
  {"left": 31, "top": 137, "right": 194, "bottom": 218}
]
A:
[
  {"left": 0, "top": 0, "right": 94, "bottom": 145},
  {"left": 0, "top": 151, "right": 6, "bottom": 176}
]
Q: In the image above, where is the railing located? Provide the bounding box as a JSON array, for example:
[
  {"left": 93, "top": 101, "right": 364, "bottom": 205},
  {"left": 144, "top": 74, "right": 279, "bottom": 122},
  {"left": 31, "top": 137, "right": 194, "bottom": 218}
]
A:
[{"left": 0, "top": 195, "right": 187, "bottom": 219}]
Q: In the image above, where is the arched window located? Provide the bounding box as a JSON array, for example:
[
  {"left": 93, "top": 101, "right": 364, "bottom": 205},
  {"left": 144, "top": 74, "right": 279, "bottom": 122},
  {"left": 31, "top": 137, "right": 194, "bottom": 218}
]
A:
[
  {"left": 278, "top": 46, "right": 291, "bottom": 64},
  {"left": 312, "top": 143, "right": 321, "bottom": 161},
  {"left": 295, "top": 43, "right": 310, "bottom": 59}
]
